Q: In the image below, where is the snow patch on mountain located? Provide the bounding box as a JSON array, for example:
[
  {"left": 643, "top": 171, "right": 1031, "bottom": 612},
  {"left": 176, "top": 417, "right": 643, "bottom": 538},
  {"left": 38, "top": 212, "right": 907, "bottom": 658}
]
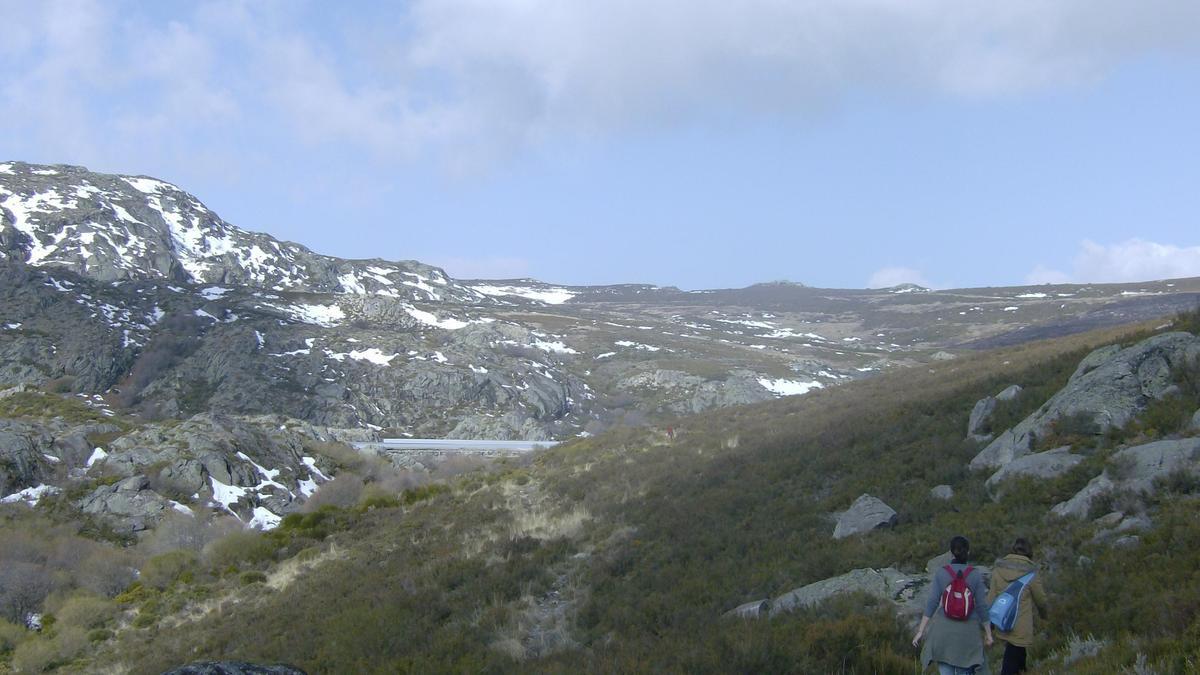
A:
[
  {"left": 532, "top": 338, "right": 579, "bottom": 355},
  {"left": 470, "top": 284, "right": 576, "bottom": 304},
  {"left": 276, "top": 302, "right": 345, "bottom": 327},
  {"left": 1, "top": 484, "right": 61, "bottom": 507},
  {"left": 402, "top": 304, "right": 469, "bottom": 330},
  {"left": 327, "top": 347, "right": 399, "bottom": 366},
  {"left": 757, "top": 378, "right": 824, "bottom": 396}
]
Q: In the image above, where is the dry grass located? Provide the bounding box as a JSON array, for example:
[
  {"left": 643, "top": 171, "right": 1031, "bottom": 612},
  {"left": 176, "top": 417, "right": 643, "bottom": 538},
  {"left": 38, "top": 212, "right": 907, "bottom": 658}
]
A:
[{"left": 265, "top": 543, "right": 345, "bottom": 592}]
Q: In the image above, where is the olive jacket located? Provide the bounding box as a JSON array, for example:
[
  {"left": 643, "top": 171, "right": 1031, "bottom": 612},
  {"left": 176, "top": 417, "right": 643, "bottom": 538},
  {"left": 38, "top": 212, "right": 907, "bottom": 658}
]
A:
[{"left": 987, "top": 554, "right": 1048, "bottom": 647}]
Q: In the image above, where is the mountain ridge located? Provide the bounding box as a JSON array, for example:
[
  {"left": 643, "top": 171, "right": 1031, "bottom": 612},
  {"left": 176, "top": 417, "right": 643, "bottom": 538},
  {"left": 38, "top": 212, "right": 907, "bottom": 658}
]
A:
[{"left": 4, "top": 159, "right": 1200, "bottom": 444}]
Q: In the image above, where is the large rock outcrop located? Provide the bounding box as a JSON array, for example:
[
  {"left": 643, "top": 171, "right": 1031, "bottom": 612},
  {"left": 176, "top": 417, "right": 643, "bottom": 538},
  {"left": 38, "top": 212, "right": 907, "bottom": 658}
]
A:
[
  {"left": 0, "top": 420, "right": 58, "bottom": 496},
  {"left": 92, "top": 414, "right": 334, "bottom": 524},
  {"left": 77, "top": 475, "right": 176, "bottom": 533},
  {"left": 985, "top": 446, "right": 1085, "bottom": 499},
  {"left": 833, "top": 494, "right": 898, "bottom": 539},
  {"left": 1052, "top": 438, "right": 1200, "bottom": 518},
  {"left": 971, "top": 333, "right": 1200, "bottom": 470},
  {"left": 724, "top": 599, "right": 771, "bottom": 620},
  {"left": 769, "top": 567, "right": 925, "bottom": 617},
  {"left": 967, "top": 384, "right": 1023, "bottom": 441}
]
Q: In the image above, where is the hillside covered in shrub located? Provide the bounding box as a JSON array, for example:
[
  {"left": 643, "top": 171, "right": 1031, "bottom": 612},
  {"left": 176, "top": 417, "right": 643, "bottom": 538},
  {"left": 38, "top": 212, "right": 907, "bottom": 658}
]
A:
[{"left": 5, "top": 312, "right": 1200, "bottom": 673}]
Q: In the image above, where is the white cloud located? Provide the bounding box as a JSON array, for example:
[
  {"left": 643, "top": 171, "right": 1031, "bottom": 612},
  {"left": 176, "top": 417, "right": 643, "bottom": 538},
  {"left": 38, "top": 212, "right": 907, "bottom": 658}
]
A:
[
  {"left": 868, "top": 266, "right": 930, "bottom": 289},
  {"left": 1075, "top": 239, "right": 1200, "bottom": 283},
  {"left": 1028, "top": 239, "right": 1200, "bottom": 284},
  {"left": 1024, "top": 264, "right": 1072, "bottom": 285},
  {"left": 2, "top": 1, "right": 1199, "bottom": 170}
]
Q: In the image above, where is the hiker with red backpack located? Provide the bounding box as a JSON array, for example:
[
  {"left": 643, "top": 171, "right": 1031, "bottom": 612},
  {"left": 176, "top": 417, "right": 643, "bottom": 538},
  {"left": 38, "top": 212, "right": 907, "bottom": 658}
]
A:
[
  {"left": 987, "top": 538, "right": 1048, "bottom": 675},
  {"left": 913, "top": 535, "right": 993, "bottom": 675}
]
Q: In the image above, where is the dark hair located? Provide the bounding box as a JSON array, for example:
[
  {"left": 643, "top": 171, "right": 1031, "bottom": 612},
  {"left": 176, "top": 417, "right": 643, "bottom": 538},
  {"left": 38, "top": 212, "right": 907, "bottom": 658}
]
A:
[
  {"left": 1011, "top": 537, "right": 1033, "bottom": 557},
  {"left": 950, "top": 535, "right": 970, "bottom": 564}
]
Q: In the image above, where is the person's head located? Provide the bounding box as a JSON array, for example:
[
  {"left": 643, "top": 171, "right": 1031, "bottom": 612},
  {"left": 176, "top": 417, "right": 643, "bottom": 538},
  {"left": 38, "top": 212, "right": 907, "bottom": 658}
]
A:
[
  {"left": 1011, "top": 537, "right": 1033, "bottom": 558},
  {"left": 949, "top": 535, "right": 970, "bottom": 564}
]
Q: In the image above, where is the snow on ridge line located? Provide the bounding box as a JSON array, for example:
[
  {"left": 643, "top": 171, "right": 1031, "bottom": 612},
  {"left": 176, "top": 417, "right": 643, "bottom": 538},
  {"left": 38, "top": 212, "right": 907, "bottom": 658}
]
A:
[
  {"left": 120, "top": 176, "right": 175, "bottom": 194},
  {"left": 470, "top": 284, "right": 576, "bottom": 305}
]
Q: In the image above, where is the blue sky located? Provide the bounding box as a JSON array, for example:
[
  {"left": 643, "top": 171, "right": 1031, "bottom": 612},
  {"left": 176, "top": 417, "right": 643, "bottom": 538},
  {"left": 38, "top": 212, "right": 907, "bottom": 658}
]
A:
[{"left": 2, "top": 1, "right": 1199, "bottom": 290}]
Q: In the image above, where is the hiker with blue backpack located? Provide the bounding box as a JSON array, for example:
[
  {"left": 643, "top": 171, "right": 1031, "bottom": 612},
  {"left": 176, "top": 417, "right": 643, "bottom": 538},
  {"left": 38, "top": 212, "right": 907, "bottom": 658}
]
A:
[
  {"left": 913, "top": 535, "right": 993, "bottom": 675},
  {"left": 987, "top": 538, "right": 1048, "bottom": 675}
]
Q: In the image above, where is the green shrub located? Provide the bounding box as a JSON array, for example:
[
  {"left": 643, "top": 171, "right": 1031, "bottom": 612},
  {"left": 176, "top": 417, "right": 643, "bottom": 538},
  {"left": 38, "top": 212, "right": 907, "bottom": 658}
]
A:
[
  {"left": 1036, "top": 411, "right": 1101, "bottom": 450},
  {"left": 0, "top": 618, "right": 26, "bottom": 653},
  {"left": 276, "top": 505, "right": 355, "bottom": 541},
  {"left": 11, "top": 627, "right": 87, "bottom": 673},
  {"left": 87, "top": 628, "right": 114, "bottom": 643},
  {"left": 11, "top": 636, "right": 58, "bottom": 673},
  {"left": 359, "top": 493, "right": 401, "bottom": 511},
  {"left": 203, "top": 530, "right": 277, "bottom": 570},
  {"left": 240, "top": 571, "right": 268, "bottom": 586},
  {"left": 114, "top": 582, "right": 155, "bottom": 605},
  {"left": 141, "top": 550, "right": 199, "bottom": 590},
  {"left": 1172, "top": 305, "right": 1200, "bottom": 336},
  {"left": 50, "top": 593, "right": 117, "bottom": 630},
  {"left": 402, "top": 483, "right": 450, "bottom": 505}
]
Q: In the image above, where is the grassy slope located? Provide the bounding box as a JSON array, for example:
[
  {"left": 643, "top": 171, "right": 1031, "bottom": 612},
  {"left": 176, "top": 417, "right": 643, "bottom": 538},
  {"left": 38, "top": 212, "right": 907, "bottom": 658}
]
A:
[{"left": 87, "top": 317, "right": 1200, "bottom": 674}]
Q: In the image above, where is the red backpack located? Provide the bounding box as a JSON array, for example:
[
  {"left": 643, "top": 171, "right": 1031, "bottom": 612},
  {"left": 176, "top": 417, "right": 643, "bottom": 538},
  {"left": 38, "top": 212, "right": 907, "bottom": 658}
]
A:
[{"left": 940, "top": 565, "right": 975, "bottom": 621}]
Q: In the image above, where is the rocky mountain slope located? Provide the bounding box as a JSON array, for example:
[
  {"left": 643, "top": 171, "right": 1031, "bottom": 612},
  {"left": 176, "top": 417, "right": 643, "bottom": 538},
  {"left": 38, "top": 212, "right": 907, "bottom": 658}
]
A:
[
  {"left": 4, "top": 160, "right": 1200, "bottom": 539},
  {"left": 4, "top": 160, "right": 1199, "bottom": 443}
]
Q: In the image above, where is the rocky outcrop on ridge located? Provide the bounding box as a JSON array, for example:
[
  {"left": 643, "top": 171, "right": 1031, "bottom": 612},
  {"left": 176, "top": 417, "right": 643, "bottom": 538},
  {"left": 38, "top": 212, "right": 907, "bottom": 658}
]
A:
[
  {"left": 970, "top": 333, "right": 1200, "bottom": 470},
  {"left": 77, "top": 475, "right": 178, "bottom": 533},
  {"left": 0, "top": 161, "right": 473, "bottom": 301},
  {"left": 832, "top": 494, "right": 898, "bottom": 539},
  {"left": 85, "top": 413, "right": 332, "bottom": 526}
]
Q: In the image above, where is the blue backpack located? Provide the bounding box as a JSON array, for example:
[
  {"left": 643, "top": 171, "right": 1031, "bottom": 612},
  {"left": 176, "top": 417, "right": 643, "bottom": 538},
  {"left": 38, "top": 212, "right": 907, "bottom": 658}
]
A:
[{"left": 989, "top": 571, "right": 1036, "bottom": 632}]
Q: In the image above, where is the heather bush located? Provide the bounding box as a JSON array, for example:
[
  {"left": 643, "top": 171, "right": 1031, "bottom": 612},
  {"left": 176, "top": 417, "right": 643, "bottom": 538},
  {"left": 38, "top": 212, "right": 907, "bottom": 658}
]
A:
[
  {"left": 202, "top": 530, "right": 276, "bottom": 571},
  {"left": 141, "top": 550, "right": 199, "bottom": 590}
]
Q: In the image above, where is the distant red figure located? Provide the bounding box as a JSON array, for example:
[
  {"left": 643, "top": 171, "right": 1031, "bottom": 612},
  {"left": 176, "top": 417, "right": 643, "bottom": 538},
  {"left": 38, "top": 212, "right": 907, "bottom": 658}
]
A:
[{"left": 666, "top": 425, "right": 675, "bottom": 440}]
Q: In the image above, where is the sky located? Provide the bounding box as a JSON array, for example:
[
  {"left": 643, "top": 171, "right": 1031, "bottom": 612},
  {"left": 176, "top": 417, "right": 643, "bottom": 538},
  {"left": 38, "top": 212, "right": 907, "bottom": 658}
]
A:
[{"left": 2, "top": 0, "right": 1199, "bottom": 291}]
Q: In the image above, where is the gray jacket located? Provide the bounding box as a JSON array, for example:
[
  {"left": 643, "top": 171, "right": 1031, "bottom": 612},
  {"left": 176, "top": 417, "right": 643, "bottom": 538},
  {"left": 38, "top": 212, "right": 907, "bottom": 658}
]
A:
[{"left": 921, "top": 562, "right": 992, "bottom": 672}]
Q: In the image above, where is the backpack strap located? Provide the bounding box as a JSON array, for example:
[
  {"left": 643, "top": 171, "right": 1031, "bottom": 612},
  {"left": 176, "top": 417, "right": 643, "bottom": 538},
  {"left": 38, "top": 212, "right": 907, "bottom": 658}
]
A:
[{"left": 944, "top": 564, "right": 973, "bottom": 579}]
